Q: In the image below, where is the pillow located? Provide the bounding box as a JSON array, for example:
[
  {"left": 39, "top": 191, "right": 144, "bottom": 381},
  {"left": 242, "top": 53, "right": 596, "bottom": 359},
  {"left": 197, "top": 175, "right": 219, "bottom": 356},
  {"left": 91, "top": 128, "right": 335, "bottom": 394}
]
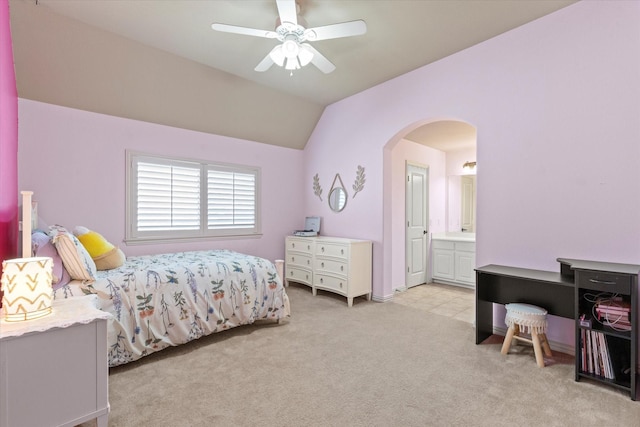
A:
[
  {"left": 49, "top": 225, "right": 97, "bottom": 282},
  {"left": 31, "top": 230, "right": 71, "bottom": 290},
  {"left": 73, "top": 226, "right": 126, "bottom": 270}
]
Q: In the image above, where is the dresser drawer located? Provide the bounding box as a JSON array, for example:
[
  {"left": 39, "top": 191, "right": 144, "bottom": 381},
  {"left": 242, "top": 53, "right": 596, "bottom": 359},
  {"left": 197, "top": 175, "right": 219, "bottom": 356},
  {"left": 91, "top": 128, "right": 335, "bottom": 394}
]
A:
[
  {"left": 315, "top": 258, "right": 347, "bottom": 276},
  {"left": 287, "top": 253, "right": 312, "bottom": 269},
  {"left": 316, "top": 242, "right": 349, "bottom": 259},
  {"left": 315, "top": 274, "right": 347, "bottom": 293},
  {"left": 576, "top": 270, "right": 631, "bottom": 294},
  {"left": 286, "top": 267, "right": 312, "bottom": 285},
  {"left": 286, "top": 238, "right": 313, "bottom": 254}
]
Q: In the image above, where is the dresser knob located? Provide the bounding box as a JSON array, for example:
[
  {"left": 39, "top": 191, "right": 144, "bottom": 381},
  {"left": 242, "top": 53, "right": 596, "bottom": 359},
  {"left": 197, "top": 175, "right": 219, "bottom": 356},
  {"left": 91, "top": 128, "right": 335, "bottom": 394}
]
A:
[
  {"left": 321, "top": 247, "right": 325, "bottom": 252},
  {"left": 341, "top": 249, "right": 344, "bottom": 255},
  {"left": 320, "top": 278, "right": 323, "bottom": 283},
  {"left": 341, "top": 265, "right": 344, "bottom": 271},
  {"left": 292, "top": 243, "right": 295, "bottom": 248},
  {"left": 321, "top": 262, "right": 325, "bottom": 268},
  {"left": 291, "top": 256, "right": 295, "bottom": 262},
  {"left": 340, "top": 282, "right": 343, "bottom": 288}
]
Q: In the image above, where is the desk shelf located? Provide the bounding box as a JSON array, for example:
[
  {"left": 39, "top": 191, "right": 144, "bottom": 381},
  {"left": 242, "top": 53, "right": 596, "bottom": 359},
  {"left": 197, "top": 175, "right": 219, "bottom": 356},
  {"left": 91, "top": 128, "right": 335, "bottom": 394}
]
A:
[{"left": 570, "top": 263, "right": 638, "bottom": 400}]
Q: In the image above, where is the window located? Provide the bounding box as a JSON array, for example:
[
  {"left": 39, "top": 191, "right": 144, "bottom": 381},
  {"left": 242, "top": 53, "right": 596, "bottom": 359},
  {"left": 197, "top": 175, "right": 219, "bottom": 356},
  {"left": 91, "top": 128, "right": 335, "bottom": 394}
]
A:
[{"left": 126, "top": 152, "right": 260, "bottom": 242}]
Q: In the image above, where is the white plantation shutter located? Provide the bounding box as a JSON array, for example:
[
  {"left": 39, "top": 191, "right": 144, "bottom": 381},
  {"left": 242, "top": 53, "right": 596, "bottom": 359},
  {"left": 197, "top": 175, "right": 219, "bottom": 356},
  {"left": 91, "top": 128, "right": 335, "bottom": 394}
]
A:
[
  {"left": 136, "top": 161, "right": 200, "bottom": 231},
  {"left": 127, "top": 152, "right": 260, "bottom": 241},
  {"left": 207, "top": 169, "right": 256, "bottom": 230}
]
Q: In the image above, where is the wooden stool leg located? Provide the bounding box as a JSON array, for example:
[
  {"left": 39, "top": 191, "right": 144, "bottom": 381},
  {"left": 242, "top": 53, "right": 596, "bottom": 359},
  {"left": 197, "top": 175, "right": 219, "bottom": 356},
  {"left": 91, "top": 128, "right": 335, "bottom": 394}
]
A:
[
  {"left": 501, "top": 325, "right": 517, "bottom": 355},
  {"left": 540, "top": 333, "right": 552, "bottom": 357},
  {"left": 531, "top": 330, "right": 545, "bottom": 367}
]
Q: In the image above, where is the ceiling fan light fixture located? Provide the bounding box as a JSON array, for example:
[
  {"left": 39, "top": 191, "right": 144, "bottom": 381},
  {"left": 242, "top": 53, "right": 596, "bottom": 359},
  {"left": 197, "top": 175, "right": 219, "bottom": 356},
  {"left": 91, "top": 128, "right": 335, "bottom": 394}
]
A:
[
  {"left": 282, "top": 39, "right": 300, "bottom": 59},
  {"left": 213, "top": 0, "right": 367, "bottom": 74},
  {"left": 285, "top": 57, "right": 300, "bottom": 70},
  {"left": 269, "top": 45, "right": 285, "bottom": 66},
  {"left": 298, "top": 44, "right": 314, "bottom": 66}
]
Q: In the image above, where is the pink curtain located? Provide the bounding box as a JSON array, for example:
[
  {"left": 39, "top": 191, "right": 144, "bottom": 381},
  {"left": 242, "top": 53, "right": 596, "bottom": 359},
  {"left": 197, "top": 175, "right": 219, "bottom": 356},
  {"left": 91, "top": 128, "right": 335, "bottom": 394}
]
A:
[{"left": 0, "top": 0, "right": 19, "bottom": 306}]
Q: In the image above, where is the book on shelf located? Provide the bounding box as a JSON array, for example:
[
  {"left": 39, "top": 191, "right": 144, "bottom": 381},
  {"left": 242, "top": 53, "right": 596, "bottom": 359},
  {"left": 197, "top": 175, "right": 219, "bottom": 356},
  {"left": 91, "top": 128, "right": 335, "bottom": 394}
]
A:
[
  {"left": 594, "top": 299, "right": 632, "bottom": 330},
  {"left": 580, "top": 329, "right": 615, "bottom": 380},
  {"left": 596, "top": 298, "right": 630, "bottom": 313}
]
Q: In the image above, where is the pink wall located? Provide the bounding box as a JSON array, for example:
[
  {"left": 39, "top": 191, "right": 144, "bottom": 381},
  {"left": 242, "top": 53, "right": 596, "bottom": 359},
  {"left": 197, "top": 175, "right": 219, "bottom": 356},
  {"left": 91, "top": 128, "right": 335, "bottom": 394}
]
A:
[
  {"left": 305, "top": 1, "right": 640, "bottom": 349},
  {"left": 17, "top": 99, "right": 305, "bottom": 263},
  {"left": 0, "top": 0, "right": 18, "bottom": 288}
]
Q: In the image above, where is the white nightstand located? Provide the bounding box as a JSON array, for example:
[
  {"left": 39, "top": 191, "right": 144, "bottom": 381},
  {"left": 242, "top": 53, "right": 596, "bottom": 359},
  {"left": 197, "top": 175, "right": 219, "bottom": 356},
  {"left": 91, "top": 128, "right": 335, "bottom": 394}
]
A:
[{"left": 0, "top": 295, "right": 111, "bottom": 427}]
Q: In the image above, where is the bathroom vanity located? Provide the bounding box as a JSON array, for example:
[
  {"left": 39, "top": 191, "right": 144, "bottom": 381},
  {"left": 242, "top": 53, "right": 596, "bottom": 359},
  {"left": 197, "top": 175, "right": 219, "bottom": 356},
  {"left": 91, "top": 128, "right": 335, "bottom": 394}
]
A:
[{"left": 431, "top": 233, "right": 476, "bottom": 288}]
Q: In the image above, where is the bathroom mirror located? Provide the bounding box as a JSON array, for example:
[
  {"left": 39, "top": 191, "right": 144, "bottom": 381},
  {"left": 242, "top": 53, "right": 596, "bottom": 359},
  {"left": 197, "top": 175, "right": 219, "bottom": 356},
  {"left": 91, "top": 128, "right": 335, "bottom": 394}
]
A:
[
  {"left": 447, "top": 175, "right": 476, "bottom": 232},
  {"left": 328, "top": 173, "right": 348, "bottom": 212}
]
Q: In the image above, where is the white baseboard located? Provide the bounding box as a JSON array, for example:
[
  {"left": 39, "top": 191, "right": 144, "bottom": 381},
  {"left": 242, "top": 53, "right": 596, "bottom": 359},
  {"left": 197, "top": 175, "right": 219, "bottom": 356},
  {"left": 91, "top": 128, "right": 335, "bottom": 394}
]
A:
[{"left": 373, "top": 293, "right": 394, "bottom": 303}]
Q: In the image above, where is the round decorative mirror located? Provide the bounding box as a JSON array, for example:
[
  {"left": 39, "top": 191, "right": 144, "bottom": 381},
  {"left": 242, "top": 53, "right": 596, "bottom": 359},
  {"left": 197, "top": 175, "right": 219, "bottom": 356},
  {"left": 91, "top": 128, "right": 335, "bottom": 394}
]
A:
[
  {"left": 328, "top": 173, "right": 348, "bottom": 212},
  {"left": 329, "top": 187, "right": 347, "bottom": 212}
]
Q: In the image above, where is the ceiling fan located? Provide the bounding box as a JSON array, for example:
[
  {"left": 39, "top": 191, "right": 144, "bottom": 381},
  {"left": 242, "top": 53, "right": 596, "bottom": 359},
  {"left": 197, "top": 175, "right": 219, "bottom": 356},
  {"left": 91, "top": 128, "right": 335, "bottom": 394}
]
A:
[{"left": 211, "top": 0, "right": 367, "bottom": 74}]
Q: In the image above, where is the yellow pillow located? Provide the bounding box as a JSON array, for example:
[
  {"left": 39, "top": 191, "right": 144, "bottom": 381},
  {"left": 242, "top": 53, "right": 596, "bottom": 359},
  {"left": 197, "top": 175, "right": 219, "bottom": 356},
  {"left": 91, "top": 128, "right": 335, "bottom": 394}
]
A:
[{"left": 73, "top": 226, "right": 125, "bottom": 270}]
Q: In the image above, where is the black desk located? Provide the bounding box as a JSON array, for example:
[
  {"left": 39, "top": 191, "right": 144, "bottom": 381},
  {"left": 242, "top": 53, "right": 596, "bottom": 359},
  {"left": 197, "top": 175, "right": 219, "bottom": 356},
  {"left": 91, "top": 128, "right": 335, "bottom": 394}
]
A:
[{"left": 475, "top": 264, "right": 575, "bottom": 344}]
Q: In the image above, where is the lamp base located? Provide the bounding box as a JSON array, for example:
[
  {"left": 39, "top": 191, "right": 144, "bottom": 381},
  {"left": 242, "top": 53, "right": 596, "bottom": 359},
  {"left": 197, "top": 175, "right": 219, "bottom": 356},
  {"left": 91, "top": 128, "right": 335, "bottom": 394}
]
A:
[{"left": 3, "top": 306, "right": 52, "bottom": 322}]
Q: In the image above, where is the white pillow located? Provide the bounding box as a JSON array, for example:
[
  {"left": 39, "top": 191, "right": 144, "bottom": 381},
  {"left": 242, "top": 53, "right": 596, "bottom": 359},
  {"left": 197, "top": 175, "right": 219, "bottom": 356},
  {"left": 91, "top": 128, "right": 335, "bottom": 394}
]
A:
[{"left": 49, "top": 225, "right": 97, "bottom": 282}]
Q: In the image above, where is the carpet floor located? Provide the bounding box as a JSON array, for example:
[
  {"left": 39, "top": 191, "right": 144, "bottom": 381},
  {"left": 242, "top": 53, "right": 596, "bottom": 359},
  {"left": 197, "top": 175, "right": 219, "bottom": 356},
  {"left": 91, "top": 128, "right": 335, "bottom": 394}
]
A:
[{"left": 87, "top": 283, "right": 640, "bottom": 426}]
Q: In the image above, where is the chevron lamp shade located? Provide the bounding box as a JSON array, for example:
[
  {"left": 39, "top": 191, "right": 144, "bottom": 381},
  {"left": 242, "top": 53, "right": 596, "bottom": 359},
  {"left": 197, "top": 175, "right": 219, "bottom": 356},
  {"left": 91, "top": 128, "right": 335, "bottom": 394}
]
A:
[{"left": 1, "top": 257, "right": 53, "bottom": 322}]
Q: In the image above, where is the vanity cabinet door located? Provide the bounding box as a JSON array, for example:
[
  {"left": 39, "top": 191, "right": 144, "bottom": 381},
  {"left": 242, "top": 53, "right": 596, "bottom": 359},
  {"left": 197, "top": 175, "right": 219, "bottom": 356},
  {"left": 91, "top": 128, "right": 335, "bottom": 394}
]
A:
[
  {"left": 433, "top": 249, "right": 455, "bottom": 281},
  {"left": 455, "top": 250, "right": 476, "bottom": 284},
  {"left": 432, "top": 240, "right": 455, "bottom": 281}
]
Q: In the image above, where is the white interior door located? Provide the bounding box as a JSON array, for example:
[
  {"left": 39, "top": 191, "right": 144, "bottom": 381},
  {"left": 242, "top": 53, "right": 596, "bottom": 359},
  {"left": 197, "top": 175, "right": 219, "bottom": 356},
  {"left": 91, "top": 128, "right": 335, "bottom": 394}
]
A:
[{"left": 406, "top": 163, "right": 428, "bottom": 288}]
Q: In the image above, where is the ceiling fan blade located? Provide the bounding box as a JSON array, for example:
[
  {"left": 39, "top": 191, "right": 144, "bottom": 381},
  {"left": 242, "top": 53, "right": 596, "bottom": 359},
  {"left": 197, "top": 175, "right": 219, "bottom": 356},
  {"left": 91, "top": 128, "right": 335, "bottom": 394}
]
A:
[
  {"left": 211, "top": 23, "right": 277, "bottom": 39},
  {"left": 305, "top": 20, "right": 367, "bottom": 41},
  {"left": 276, "top": 0, "right": 298, "bottom": 25},
  {"left": 302, "top": 43, "right": 336, "bottom": 74},
  {"left": 255, "top": 50, "right": 276, "bottom": 72}
]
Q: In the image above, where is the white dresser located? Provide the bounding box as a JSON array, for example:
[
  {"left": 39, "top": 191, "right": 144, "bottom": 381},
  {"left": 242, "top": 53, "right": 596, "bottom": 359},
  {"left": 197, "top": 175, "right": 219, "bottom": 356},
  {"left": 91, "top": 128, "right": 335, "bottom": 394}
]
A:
[{"left": 285, "top": 236, "right": 372, "bottom": 307}]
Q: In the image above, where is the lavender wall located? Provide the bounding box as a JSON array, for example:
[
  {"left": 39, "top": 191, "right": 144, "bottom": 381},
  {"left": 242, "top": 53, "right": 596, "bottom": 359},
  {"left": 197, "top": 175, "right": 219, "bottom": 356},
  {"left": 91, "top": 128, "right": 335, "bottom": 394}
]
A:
[
  {"left": 305, "top": 1, "right": 640, "bottom": 348},
  {"left": 17, "top": 99, "right": 305, "bottom": 263}
]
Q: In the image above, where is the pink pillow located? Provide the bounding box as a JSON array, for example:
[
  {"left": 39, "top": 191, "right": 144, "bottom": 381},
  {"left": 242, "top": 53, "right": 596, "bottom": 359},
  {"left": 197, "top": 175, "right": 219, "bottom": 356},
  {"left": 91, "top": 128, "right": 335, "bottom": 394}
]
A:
[{"left": 31, "top": 230, "right": 71, "bottom": 290}]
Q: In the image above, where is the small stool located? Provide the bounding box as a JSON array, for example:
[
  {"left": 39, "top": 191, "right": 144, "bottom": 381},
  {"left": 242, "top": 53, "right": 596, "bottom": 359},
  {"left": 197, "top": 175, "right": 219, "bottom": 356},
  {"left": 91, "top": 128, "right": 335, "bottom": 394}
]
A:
[{"left": 500, "top": 303, "right": 552, "bottom": 367}]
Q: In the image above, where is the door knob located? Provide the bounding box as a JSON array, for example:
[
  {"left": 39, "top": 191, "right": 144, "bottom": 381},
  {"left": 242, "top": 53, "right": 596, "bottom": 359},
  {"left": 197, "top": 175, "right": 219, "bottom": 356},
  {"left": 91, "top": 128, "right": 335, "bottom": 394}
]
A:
[{"left": 423, "top": 230, "right": 427, "bottom": 235}]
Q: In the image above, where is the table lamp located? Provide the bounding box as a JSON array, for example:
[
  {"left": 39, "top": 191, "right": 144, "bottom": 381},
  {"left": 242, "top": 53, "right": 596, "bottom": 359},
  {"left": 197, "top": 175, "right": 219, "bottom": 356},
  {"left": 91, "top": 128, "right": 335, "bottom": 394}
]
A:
[{"left": 1, "top": 257, "right": 53, "bottom": 322}]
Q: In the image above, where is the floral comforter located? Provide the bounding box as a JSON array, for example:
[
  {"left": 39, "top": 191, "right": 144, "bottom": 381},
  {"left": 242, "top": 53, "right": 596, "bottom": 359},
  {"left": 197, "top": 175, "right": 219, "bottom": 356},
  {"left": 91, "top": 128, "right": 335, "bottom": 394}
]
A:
[{"left": 53, "top": 250, "right": 290, "bottom": 367}]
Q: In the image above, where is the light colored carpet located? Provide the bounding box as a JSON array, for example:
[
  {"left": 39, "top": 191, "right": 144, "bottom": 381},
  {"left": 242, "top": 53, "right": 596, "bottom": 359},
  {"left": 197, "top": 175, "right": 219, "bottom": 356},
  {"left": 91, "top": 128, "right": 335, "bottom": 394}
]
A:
[{"left": 92, "top": 284, "right": 640, "bottom": 426}]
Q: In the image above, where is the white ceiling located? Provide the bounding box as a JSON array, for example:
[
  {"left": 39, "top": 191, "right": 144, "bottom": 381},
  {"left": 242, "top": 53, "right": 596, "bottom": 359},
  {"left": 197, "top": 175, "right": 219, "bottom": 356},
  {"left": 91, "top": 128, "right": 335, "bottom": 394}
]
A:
[{"left": 16, "top": 0, "right": 575, "bottom": 149}]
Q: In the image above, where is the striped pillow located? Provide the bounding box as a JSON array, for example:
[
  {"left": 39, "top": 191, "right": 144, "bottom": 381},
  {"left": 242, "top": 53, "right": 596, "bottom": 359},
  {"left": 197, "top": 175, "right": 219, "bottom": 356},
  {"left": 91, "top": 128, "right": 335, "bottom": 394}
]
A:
[{"left": 50, "top": 226, "right": 97, "bottom": 282}]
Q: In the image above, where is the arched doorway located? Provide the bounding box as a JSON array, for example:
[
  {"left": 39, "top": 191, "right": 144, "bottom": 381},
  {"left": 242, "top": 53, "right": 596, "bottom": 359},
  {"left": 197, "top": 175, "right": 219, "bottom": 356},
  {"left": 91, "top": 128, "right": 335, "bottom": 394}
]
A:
[{"left": 383, "top": 119, "right": 477, "bottom": 293}]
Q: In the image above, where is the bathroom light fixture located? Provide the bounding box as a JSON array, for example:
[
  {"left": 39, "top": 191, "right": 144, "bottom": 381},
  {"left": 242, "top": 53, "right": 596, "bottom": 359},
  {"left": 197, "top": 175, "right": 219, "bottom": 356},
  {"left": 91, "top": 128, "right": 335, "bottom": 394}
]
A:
[{"left": 463, "top": 161, "right": 477, "bottom": 171}]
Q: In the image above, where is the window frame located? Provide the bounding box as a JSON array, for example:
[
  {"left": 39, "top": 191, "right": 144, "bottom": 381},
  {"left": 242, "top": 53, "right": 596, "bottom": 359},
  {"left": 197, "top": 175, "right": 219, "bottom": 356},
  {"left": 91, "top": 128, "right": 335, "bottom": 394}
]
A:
[{"left": 125, "top": 151, "right": 261, "bottom": 244}]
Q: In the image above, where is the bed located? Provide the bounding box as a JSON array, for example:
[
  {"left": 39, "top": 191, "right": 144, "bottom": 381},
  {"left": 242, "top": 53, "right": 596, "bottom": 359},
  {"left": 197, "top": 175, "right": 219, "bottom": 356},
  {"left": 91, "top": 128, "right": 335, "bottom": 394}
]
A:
[
  {"left": 53, "top": 249, "right": 290, "bottom": 367},
  {"left": 17, "top": 190, "right": 289, "bottom": 367}
]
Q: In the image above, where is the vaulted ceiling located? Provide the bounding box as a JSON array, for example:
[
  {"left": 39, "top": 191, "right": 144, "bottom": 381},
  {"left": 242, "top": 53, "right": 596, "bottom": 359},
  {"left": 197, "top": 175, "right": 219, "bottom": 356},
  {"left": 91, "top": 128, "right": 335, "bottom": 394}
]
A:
[{"left": 10, "top": 0, "right": 574, "bottom": 150}]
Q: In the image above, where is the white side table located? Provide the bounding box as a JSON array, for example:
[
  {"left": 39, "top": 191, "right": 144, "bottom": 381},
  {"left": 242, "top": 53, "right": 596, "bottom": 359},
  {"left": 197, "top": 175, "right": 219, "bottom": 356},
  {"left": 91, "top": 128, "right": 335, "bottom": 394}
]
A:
[{"left": 0, "top": 295, "right": 112, "bottom": 427}]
